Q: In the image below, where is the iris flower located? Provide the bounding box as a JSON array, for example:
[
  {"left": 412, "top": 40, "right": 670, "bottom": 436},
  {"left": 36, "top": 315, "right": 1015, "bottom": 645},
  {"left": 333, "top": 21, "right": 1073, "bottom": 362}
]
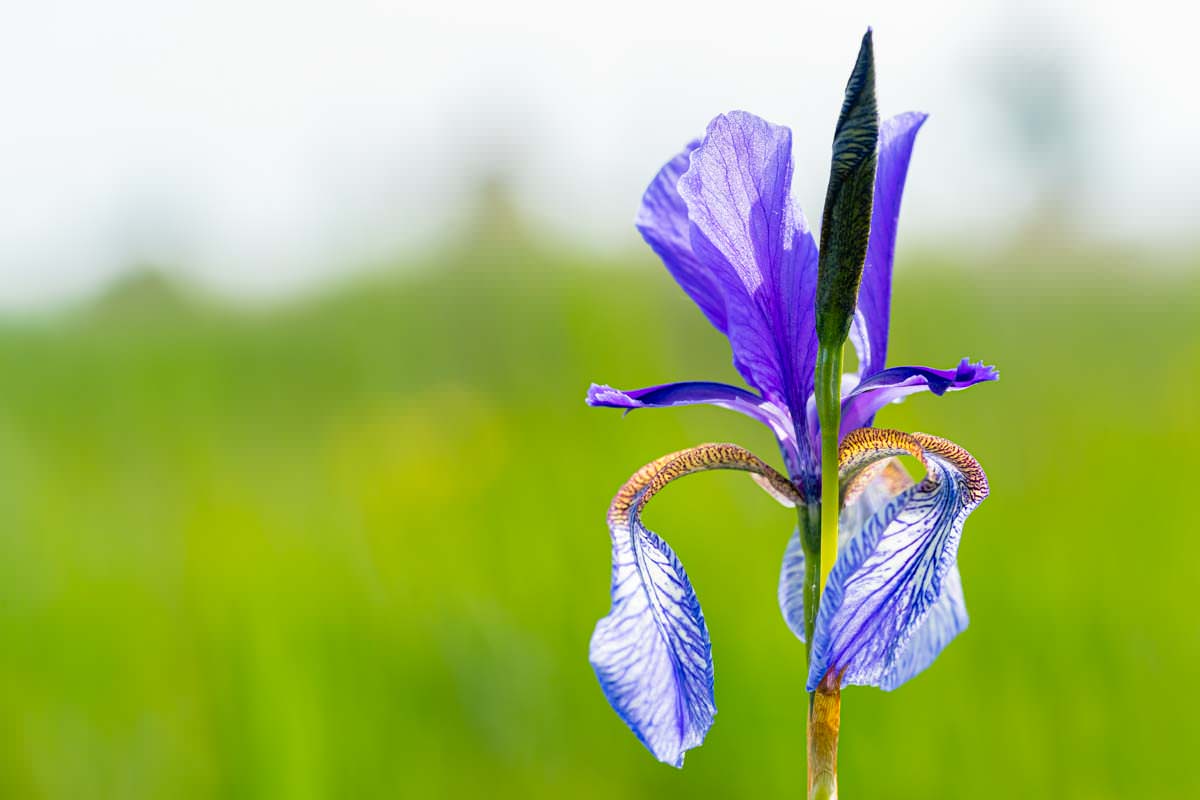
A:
[{"left": 585, "top": 86, "right": 997, "bottom": 766}]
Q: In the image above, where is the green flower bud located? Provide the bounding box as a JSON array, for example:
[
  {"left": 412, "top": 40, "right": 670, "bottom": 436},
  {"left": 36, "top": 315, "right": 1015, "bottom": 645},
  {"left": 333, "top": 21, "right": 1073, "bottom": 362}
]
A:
[{"left": 816, "top": 29, "right": 879, "bottom": 348}]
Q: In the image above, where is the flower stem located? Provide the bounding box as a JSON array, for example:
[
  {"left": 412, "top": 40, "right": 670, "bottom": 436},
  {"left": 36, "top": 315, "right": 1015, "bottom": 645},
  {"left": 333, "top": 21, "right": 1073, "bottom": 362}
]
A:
[
  {"left": 799, "top": 501, "right": 821, "bottom": 653},
  {"left": 807, "top": 671, "right": 842, "bottom": 800},
  {"left": 815, "top": 342, "right": 843, "bottom": 593},
  {"left": 809, "top": 342, "right": 843, "bottom": 799},
  {"left": 800, "top": 501, "right": 830, "bottom": 800}
]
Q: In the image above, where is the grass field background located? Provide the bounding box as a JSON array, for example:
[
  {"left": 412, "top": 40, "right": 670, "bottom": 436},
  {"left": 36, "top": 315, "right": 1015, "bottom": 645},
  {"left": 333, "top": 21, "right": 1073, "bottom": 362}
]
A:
[{"left": 0, "top": 223, "right": 1196, "bottom": 798}]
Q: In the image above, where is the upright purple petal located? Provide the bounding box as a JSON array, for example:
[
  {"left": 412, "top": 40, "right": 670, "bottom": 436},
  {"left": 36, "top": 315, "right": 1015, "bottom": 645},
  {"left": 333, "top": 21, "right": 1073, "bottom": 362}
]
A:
[
  {"left": 678, "top": 112, "right": 793, "bottom": 302},
  {"left": 851, "top": 112, "right": 928, "bottom": 379},
  {"left": 840, "top": 359, "right": 999, "bottom": 434},
  {"left": 635, "top": 140, "right": 729, "bottom": 332},
  {"left": 590, "top": 444, "right": 802, "bottom": 766},
  {"left": 676, "top": 111, "right": 820, "bottom": 469},
  {"left": 807, "top": 429, "right": 989, "bottom": 692},
  {"left": 586, "top": 381, "right": 802, "bottom": 475}
]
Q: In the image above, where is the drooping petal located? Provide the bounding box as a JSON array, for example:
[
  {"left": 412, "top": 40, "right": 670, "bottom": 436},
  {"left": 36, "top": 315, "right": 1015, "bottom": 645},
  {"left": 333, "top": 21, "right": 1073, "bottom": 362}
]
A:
[
  {"left": 677, "top": 112, "right": 820, "bottom": 453},
  {"left": 840, "top": 359, "right": 999, "bottom": 435},
  {"left": 585, "top": 381, "right": 802, "bottom": 477},
  {"left": 591, "top": 443, "right": 802, "bottom": 766},
  {"left": 778, "top": 457, "right": 913, "bottom": 643},
  {"left": 635, "top": 140, "right": 730, "bottom": 332},
  {"left": 850, "top": 112, "right": 928, "bottom": 379},
  {"left": 885, "top": 561, "right": 969, "bottom": 688},
  {"left": 778, "top": 528, "right": 808, "bottom": 642},
  {"left": 839, "top": 457, "right": 970, "bottom": 683},
  {"left": 807, "top": 428, "right": 989, "bottom": 692}
]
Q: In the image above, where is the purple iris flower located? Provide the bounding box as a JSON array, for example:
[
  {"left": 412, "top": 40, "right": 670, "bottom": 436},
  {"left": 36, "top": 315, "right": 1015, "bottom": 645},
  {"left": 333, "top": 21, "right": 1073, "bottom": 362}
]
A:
[{"left": 586, "top": 110, "right": 997, "bottom": 766}]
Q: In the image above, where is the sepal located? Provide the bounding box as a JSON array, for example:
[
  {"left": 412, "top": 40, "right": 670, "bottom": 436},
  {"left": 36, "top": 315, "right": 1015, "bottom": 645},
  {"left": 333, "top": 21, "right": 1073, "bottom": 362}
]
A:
[
  {"left": 590, "top": 443, "right": 801, "bottom": 765},
  {"left": 806, "top": 428, "right": 988, "bottom": 691}
]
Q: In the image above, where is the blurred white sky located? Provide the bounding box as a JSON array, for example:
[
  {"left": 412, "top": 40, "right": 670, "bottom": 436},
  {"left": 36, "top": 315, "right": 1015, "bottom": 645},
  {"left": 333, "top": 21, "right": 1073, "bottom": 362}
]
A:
[{"left": 0, "top": 0, "right": 1196, "bottom": 309}]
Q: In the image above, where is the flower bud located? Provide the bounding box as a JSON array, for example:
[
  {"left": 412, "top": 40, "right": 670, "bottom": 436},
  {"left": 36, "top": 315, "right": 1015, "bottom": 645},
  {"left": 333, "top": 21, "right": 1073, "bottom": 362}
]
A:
[{"left": 816, "top": 29, "right": 879, "bottom": 348}]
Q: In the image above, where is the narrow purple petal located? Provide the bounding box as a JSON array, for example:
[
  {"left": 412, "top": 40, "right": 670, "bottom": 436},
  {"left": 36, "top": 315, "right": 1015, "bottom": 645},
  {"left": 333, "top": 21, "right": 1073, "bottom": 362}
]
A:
[
  {"left": 840, "top": 359, "right": 999, "bottom": 435},
  {"left": 852, "top": 112, "right": 928, "bottom": 379},
  {"left": 586, "top": 380, "right": 803, "bottom": 477},
  {"left": 588, "top": 380, "right": 763, "bottom": 411},
  {"left": 635, "top": 140, "right": 729, "bottom": 332},
  {"left": 806, "top": 432, "right": 989, "bottom": 692},
  {"left": 675, "top": 111, "right": 820, "bottom": 469}
]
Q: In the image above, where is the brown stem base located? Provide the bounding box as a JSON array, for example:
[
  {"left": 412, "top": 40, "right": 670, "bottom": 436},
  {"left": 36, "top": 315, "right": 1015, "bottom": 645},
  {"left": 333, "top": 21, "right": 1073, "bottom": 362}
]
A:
[{"left": 807, "top": 670, "right": 842, "bottom": 800}]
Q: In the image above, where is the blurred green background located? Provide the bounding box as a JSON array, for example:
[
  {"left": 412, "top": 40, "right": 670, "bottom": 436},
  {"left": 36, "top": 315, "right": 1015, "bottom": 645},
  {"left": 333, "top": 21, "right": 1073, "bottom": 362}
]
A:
[{"left": 0, "top": 212, "right": 1196, "bottom": 799}]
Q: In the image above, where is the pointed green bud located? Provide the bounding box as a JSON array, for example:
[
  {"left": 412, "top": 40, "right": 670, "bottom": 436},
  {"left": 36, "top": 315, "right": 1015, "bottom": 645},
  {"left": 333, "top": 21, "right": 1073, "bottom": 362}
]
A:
[{"left": 815, "top": 29, "right": 879, "bottom": 348}]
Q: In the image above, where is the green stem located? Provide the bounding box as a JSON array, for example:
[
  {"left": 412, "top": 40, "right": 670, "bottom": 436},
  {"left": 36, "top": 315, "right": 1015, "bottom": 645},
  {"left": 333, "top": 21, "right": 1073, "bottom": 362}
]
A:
[
  {"left": 806, "top": 343, "right": 844, "bottom": 799},
  {"left": 815, "top": 342, "right": 843, "bottom": 593},
  {"left": 799, "top": 502, "right": 821, "bottom": 656},
  {"left": 798, "top": 501, "right": 824, "bottom": 799},
  {"left": 800, "top": 497, "right": 835, "bottom": 798}
]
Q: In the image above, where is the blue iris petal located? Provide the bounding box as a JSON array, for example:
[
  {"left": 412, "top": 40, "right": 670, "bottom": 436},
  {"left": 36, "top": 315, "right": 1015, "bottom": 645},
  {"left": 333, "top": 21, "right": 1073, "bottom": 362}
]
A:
[
  {"left": 589, "top": 443, "right": 803, "bottom": 766},
  {"left": 589, "top": 488, "right": 716, "bottom": 768},
  {"left": 778, "top": 463, "right": 906, "bottom": 644},
  {"left": 778, "top": 528, "right": 808, "bottom": 643},
  {"left": 880, "top": 562, "right": 969, "bottom": 690},
  {"left": 807, "top": 436, "right": 988, "bottom": 692}
]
